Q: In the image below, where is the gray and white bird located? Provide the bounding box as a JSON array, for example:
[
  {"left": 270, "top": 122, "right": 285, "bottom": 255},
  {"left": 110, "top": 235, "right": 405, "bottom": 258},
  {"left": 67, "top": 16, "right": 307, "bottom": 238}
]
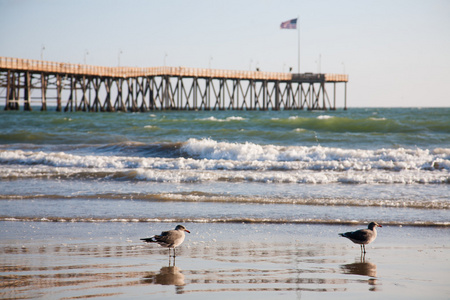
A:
[
  {"left": 339, "top": 222, "right": 382, "bottom": 253},
  {"left": 141, "top": 225, "right": 190, "bottom": 257}
]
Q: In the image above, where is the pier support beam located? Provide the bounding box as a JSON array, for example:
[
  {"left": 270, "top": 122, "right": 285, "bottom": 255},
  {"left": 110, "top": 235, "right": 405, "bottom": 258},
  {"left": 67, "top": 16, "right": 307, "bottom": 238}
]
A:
[
  {"left": 4, "top": 71, "right": 17, "bottom": 111},
  {"left": 40, "top": 73, "right": 47, "bottom": 111},
  {"left": 24, "top": 71, "right": 32, "bottom": 111}
]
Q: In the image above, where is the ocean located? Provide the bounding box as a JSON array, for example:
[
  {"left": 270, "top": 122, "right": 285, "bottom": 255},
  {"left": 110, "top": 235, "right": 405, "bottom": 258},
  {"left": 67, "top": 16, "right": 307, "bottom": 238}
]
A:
[{"left": 1, "top": 107, "right": 449, "bottom": 226}]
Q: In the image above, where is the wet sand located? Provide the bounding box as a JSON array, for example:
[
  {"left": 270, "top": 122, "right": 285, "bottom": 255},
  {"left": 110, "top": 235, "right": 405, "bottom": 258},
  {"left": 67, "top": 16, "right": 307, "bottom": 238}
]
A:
[{"left": 1, "top": 221, "right": 449, "bottom": 299}]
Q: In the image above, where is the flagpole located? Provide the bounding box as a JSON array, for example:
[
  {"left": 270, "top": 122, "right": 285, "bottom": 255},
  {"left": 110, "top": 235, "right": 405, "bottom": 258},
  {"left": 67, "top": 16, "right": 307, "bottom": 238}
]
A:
[{"left": 297, "top": 16, "right": 300, "bottom": 74}]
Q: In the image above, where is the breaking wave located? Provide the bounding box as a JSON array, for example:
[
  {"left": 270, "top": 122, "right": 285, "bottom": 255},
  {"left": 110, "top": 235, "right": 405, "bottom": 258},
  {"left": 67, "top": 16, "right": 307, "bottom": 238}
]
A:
[{"left": 0, "top": 138, "right": 448, "bottom": 184}]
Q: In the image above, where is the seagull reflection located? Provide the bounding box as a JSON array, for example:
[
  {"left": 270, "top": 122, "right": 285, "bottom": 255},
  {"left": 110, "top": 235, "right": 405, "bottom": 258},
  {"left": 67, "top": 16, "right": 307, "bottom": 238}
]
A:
[
  {"left": 142, "top": 261, "right": 186, "bottom": 294},
  {"left": 341, "top": 257, "right": 379, "bottom": 291},
  {"left": 341, "top": 260, "right": 377, "bottom": 277}
]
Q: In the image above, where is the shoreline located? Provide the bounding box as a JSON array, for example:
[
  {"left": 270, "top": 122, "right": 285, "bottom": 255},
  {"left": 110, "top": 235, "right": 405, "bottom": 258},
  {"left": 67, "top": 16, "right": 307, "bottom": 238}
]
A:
[{"left": 1, "top": 216, "right": 449, "bottom": 228}]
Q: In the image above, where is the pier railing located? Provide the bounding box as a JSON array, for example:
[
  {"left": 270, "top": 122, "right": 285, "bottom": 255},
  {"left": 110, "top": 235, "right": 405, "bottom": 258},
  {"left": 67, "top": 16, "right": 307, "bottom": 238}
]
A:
[{"left": 0, "top": 56, "right": 348, "bottom": 82}]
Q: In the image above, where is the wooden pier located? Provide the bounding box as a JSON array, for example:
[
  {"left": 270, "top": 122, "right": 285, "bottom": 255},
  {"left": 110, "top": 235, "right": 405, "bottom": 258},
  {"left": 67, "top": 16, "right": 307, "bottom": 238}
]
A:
[{"left": 0, "top": 56, "right": 348, "bottom": 112}]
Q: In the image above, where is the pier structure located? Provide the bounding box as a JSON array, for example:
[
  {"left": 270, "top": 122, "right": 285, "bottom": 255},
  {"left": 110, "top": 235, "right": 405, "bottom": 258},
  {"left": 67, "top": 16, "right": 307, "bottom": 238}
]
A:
[{"left": 0, "top": 57, "right": 348, "bottom": 112}]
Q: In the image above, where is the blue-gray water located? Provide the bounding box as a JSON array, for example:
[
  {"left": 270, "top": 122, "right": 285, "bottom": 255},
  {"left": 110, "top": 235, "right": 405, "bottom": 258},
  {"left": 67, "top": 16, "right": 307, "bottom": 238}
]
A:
[{"left": 1, "top": 108, "right": 449, "bottom": 226}]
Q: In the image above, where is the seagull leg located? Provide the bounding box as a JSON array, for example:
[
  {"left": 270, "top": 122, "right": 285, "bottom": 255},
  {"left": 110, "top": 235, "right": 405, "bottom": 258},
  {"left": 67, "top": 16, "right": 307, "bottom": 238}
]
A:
[{"left": 363, "top": 244, "right": 366, "bottom": 254}]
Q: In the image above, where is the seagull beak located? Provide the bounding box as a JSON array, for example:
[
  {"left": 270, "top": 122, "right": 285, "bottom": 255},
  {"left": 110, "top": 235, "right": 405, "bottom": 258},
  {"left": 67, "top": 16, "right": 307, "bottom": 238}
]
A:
[
  {"left": 378, "top": 224, "right": 382, "bottom": 227},
  {"left": 185, "top": 229, "right": 190, "bottom": 233}
]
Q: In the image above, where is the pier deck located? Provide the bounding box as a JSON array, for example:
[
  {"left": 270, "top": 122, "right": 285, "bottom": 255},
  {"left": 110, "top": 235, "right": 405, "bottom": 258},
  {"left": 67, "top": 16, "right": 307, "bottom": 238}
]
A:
[{"left": 1, "top": 57, "right": 348, "bottom": 111}]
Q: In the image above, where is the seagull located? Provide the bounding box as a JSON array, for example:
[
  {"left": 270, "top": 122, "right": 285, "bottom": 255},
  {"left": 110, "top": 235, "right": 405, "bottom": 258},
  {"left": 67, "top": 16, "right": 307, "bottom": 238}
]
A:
[
  {"left": 141, "top": 225, "right": 190, "bottom": 257},
  {"left": 339, "top": 222, "right": 382, "bottom": 253}
]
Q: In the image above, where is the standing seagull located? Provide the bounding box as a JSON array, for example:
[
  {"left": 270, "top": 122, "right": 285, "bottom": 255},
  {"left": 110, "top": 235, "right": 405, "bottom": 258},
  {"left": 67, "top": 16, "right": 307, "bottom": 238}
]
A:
[
  {"left": 339, "top": 222, "right": 382, "bottom": 254},
  {"left": 141, "top": 225, "right": 190, "bottom": 257}
]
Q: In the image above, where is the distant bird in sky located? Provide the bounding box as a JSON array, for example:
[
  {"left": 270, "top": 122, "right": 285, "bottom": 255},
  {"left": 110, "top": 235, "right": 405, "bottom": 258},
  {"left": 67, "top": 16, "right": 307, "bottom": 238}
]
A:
[
  {"left": 339, "top": 222, "right": 382, "bottom": 253},
  {"left": 141, "top": 225, "right": 190, "bottom": 257}
]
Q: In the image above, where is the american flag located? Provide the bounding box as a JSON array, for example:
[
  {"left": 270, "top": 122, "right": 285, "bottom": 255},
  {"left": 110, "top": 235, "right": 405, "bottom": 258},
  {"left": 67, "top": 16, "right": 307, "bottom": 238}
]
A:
[{"left": 280, "top": 18, "right": 297, "bottom": 29}]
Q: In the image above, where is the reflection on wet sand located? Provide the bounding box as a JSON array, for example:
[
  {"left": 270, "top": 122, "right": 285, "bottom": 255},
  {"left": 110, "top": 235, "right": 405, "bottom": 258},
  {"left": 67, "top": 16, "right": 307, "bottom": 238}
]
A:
[
  {"left": 142, "top": 260, "right": 186, "bottom": 294},
  {"left": 341, "top": 259, "right": 377, "bottom": 277},
  {"left": 340, "top": 256, "right": 379, "bottom": 291},
  {"left": 0, "top": 241, "right": 378, "bottom": 298}
]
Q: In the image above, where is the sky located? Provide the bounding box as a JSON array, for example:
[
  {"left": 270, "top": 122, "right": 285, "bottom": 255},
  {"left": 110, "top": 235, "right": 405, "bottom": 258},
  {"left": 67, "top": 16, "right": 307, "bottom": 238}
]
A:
[{"left": 1, "top": 0, "right": 449, "bottom": 107}]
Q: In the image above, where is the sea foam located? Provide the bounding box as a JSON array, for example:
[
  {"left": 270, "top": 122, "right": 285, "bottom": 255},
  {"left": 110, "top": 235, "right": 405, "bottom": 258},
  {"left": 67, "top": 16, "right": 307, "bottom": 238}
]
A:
[{"left": 1, "top": 139, "right": 448, "bottom": 184}]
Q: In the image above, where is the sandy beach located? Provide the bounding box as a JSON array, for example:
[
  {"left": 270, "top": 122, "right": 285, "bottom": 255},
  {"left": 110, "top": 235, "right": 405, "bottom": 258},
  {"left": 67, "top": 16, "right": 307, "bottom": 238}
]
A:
[{"left": 1, "top": 221, "right": 449, "bottom": 299}]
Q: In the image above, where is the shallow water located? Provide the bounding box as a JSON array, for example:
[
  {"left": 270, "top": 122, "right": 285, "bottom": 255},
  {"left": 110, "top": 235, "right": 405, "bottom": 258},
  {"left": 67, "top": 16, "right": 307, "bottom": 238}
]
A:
[
  {"left": 2, "top": 178, "right": 449, "bottom": 226},
  {"left": 1, "top": 196, "right": 449, "bottom": 226}
]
